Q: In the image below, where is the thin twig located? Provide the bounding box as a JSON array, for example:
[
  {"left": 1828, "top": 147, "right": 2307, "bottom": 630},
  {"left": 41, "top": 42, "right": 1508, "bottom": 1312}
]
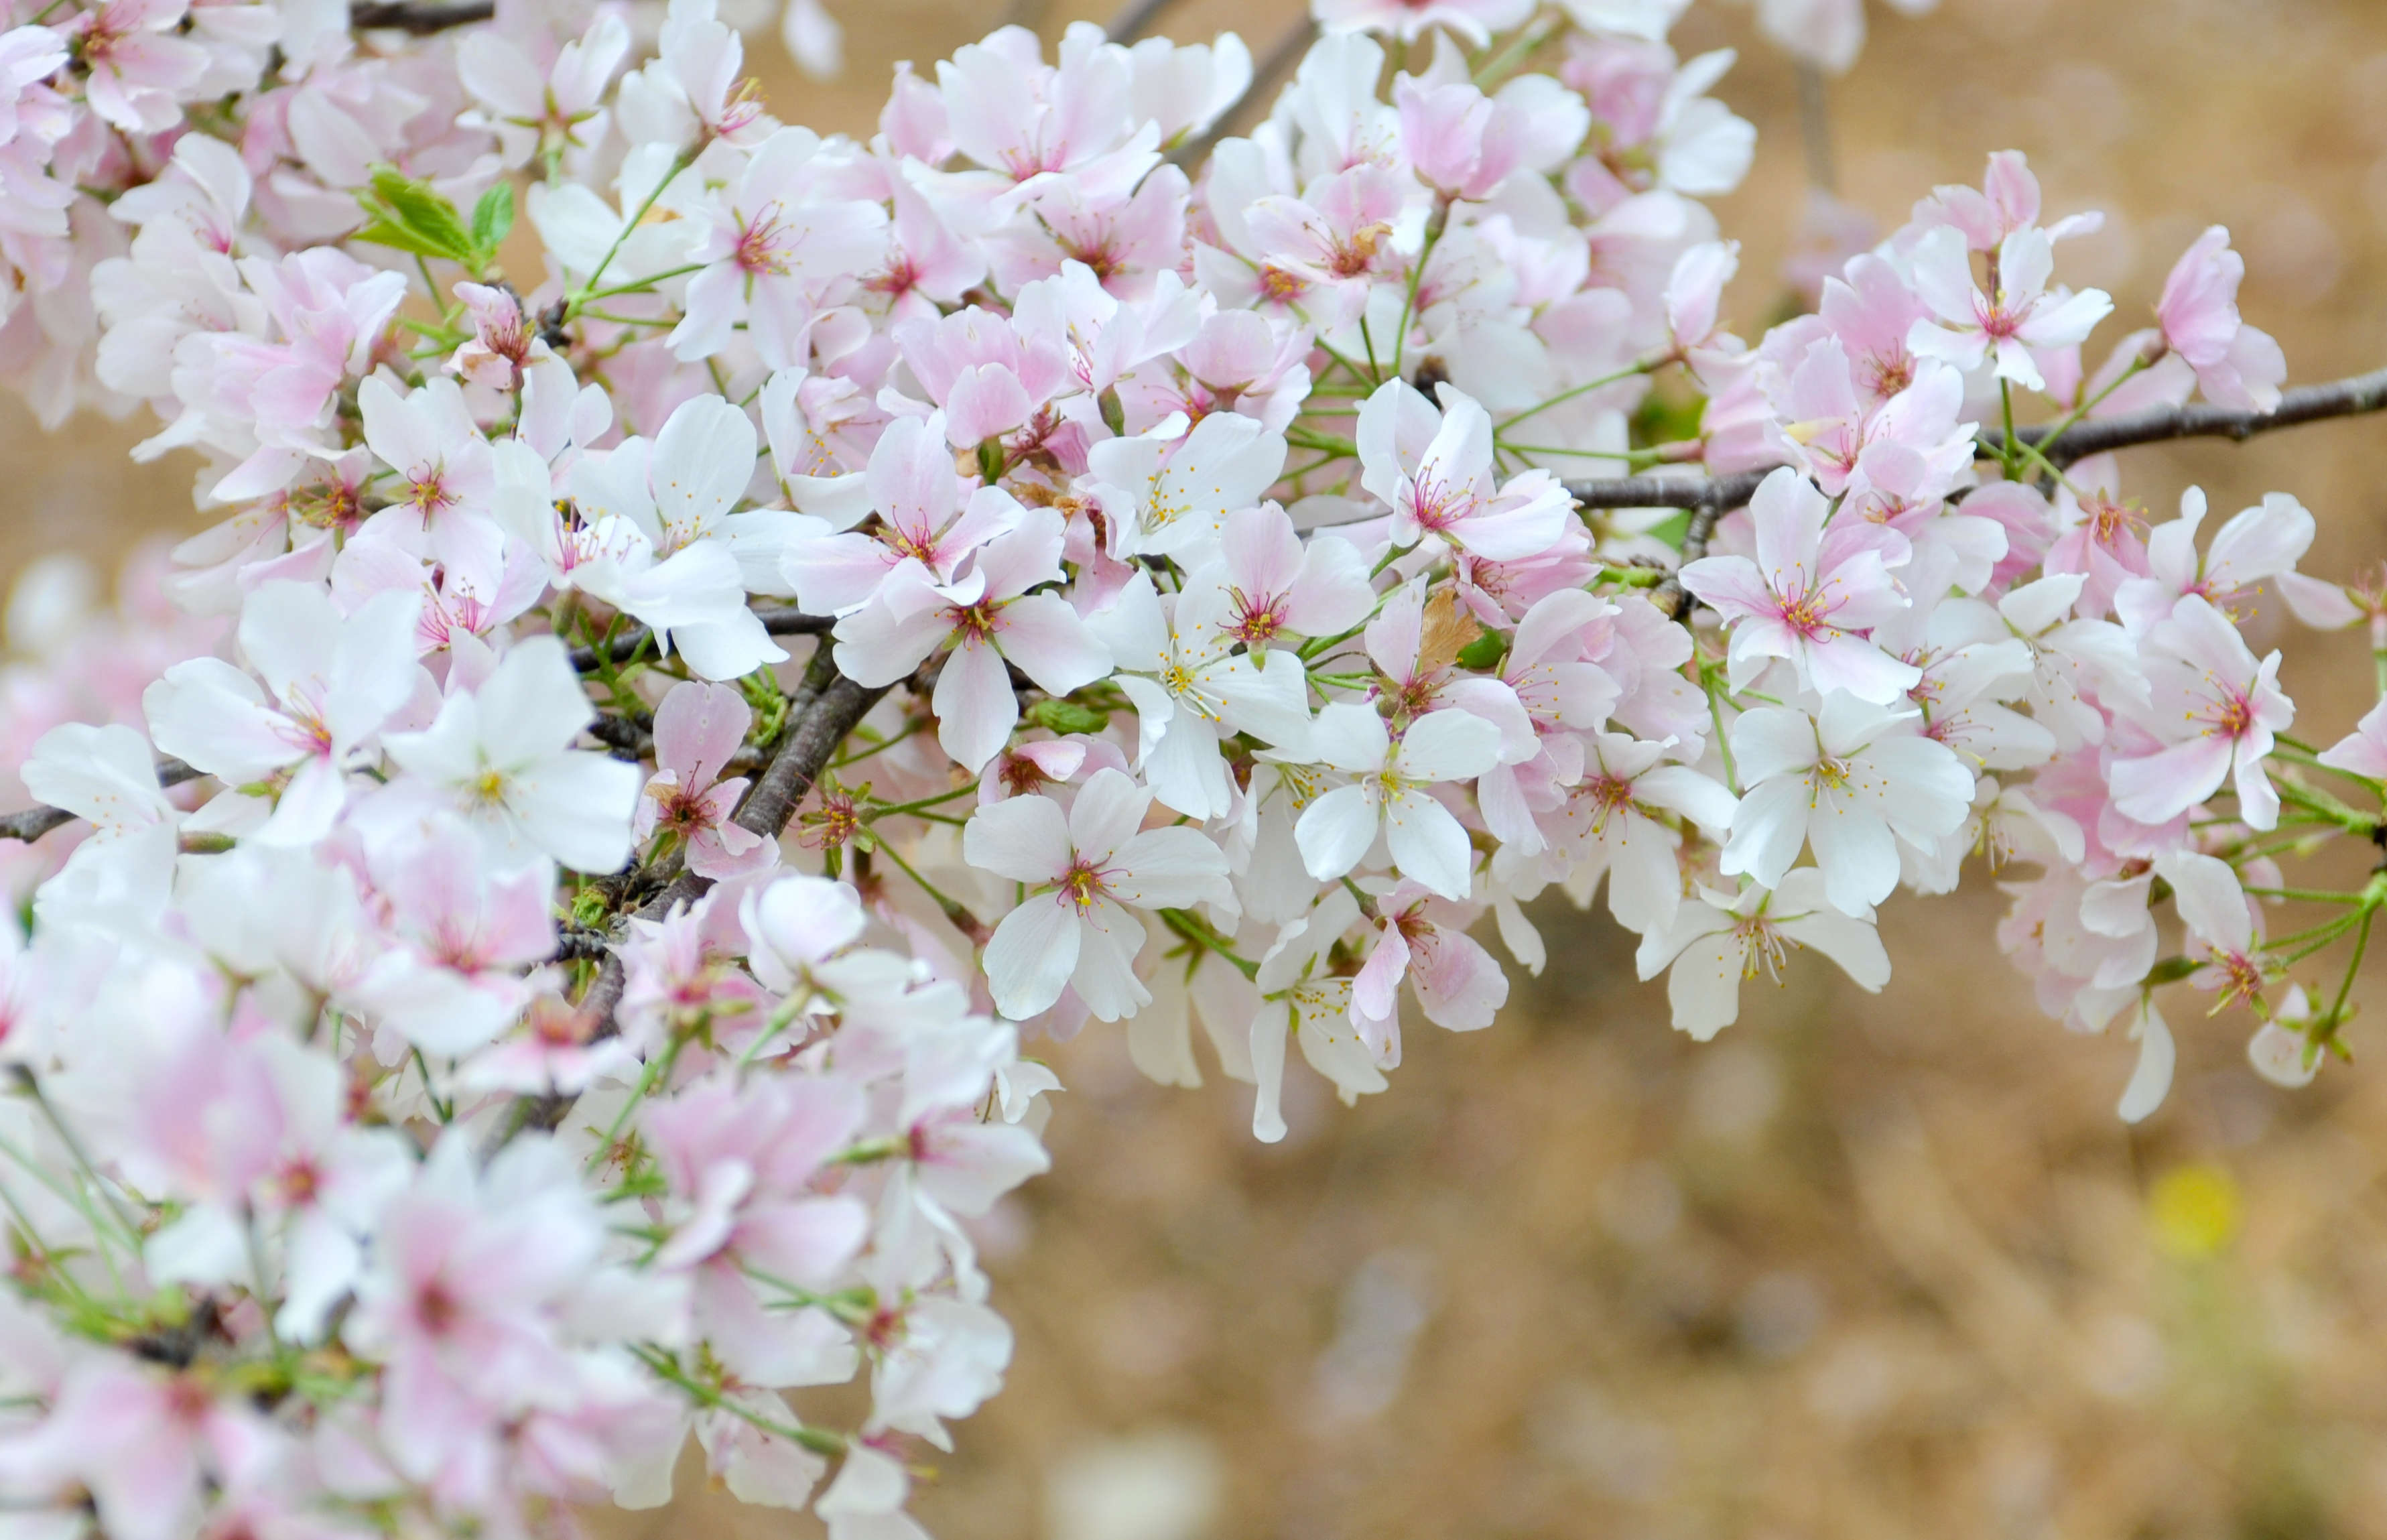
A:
[
  {"left": 2015, "top": 363, "right": 2387, "bottom": 467},
  {"left": 0, "top": 759, "right": 203, "bottom": 844},
  {"left": 1563, "top": 362, "right": 2387, "bottom": 509},
  {"left": 350, "top": 0, "right": 495, "bottom": 33},
  {"left": 521, "top": 646, "right": 889, "bottom": 1134},
  {"left": 566, "top": 606, "right": 834, "bottom": 673},
  {"left": 1105, "top": 0, "right": 1179, "bottom": 43},
  {"left": 1167, "top": 19, "right": 1315, "bottom": 170},
  {"left": 1651, "top": 493, "right": 1732, "bottom": 621},
  {"left": 1795, "top": 65, "right": 1837, "bottom": 193}
]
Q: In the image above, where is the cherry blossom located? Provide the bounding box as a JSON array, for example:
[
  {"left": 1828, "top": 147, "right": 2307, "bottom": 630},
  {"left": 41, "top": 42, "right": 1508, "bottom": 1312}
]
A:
[
  {"left": 963, "top": 769, "right": 1232, "bottom": 1021},
  {"left": 1634, "top": 869, "right": 1892, "bottom": 1039},
  {"left": 380, "top": 635, "right": 643, "bottom": 872},
  {"left": 1679, "top": 466, "right": 1919, "bottom": 701},
  {"left": 2107, "top": 594, "right": 2293, "bottom": 830},
  {"left": 0, "top": 0, "right": 2378, "bottom": 1530}
]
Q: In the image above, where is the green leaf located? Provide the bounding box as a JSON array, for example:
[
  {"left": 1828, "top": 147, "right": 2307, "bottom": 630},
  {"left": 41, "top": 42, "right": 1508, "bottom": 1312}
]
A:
[
  {"left": 350, "top": 217, "right": 462, "bottom": 261},
  {"left": 1025, "top": 698, "right": 1110, "bottom": 735},
  {"left": 352, "top": 165, "right": 476, "bottom": 265},
  {"left": 470, "top": 182, "right": 515, "bottom": 260},
  {"left": 1453, "top": 631, "right": 1506, "bottom": 672}
]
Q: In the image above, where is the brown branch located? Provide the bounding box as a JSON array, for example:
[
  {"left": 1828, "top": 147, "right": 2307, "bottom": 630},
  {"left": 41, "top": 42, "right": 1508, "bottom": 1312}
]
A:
[
  {"left": 1, "top": 759, "right": 203, "bottom": 844},
  {"left": 350, "top": 1, "right": 495, "bottom": 33},
  {"left": 1167, "top": 19, "right": 1315, "bottom": 170},
  {"left": 522, "top": 645, "right": 889, "bottom": 1134},
  {"left": 1564, "top": 363, "right": 2387, "bottom": 510},
  {"left": 1650, "top": 493, "right": 1734, "bottom": 621},
  {"left": 568, "top": 606, "right": 834, "bottom": 673},
  {"left": 2008, "top": 364, "right": 2387, "bottom": 467},
  {"left": 1568, "top": 468, "right": 1770, "bottom": 511},
  {"left": 1105, "top": 0, "right": 1181, "bottom": 43}
]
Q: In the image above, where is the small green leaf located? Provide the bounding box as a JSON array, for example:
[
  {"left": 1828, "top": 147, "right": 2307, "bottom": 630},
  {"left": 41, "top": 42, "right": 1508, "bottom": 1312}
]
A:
[
  {"left": 470, "top": 182, "right": 516, "bottom": 260},
  {"left": 1454, "top": 631, "right": 1506, "bottom": 672},
  {"left": 351, "top": 218, "right": 462, "bottom": 261},
  {"left": 1025, "top": 698, "right": 1110, "bottom": 735},
  {"left": 353, "top": 165, "right": 476, "bottom": 265}
]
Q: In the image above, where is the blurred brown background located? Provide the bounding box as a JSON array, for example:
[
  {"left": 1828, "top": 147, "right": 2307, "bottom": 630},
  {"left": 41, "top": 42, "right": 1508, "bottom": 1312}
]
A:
[{"left": 19, "top": 0, "right": 2387, "bottom": 1534}]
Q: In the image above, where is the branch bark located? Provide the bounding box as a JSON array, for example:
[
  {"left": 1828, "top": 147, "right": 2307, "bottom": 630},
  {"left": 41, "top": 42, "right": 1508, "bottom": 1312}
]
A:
[
  {"left": 1105, "top": 0, "right": 1180, "bottom": 43},
  {"left": 0, "top": 759, "right": 204, "bottom": 844},
  {"left": 350, "top": 1, "right": 495, "bottom": 33},
  {"left": 1167, "top": 19, "right": 1315, "bottom": 170},
  {"left": 568, "top": 605, "right": 833, "bottom": 673},
  {"left": 525, "top": 645, "right": 889, "bottom": 1134},
  {"left": 1563, "top": 363, "right": 2387, "bottom": 509}
]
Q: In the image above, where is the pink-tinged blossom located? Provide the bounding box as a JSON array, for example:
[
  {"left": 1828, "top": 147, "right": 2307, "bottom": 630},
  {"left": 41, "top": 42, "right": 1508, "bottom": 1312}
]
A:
[
  {"left": 963, "top": 769, "right": 1232, "bottom": 1021},
  {"left": 1291, "top": 702, "right": 1504, "bottom": 902},
  {"left": 864, "top": 179, "right": 988, "bottom": 324},
  {"left": 1663, "top": 239, "right": 1739, "bottom": 357},
  {"left": 2156, "top": 848, "right": 2268, "bottom": 1013},
  {"left": 358, "top": 376, "right": 506, "bottom": 579},
  {"left": 672, "top": 127, "right": 891, "bottom": 371},
  {"left": 381, "top": 635, "right": 643, "bottom": 873},
  {"left": 357, "top": 818, "right": 558, "bottom": 1055},
  {"left": 2108, "top": 594, "right": 2293, "bottom": 830},
  {"left": 1905, "top": 224, "right": 2113, "bottom": 392},
  {"left": 834, "top": 506, "right": 1112, "bottom": 773},
  {"left": 895, "top": 306, "right": 1074, "bottom": 450},
  {"left": 1358, "top": 381, "right": 1572, "bottom": 564},
  {"left": 1092, "top": 570, "right": 1313, "bottom": 819},
  {"left": 645, "top": 1076, "right": 870, "bottom": 1388},
  {"left": 1559, "top": 733, "right": 1737, "bottom": 936},
  {"left": 618, "top": 0, "right": 774, "bottom": 145},
  {"left": 2317, "top": 698, "right": 2387, "bottom": 781},
  {"left": 782, "top": 411, "right": 1018, "bottom": 617},
  {"left": 1207, "top": 505, "right": 1376, "bottom": 647},
  {"left": 1395, "top": 76, "right": 1535, "bottom": 202},
  {"left": 2043, "top": 456, "right": 2150, "bottom": 619},
  {"left": 1237, "top": 164, "right": 1409, "bottom": 329},
  {"left": 458, "top": 11, "right": 629, "bottom": 169},
  {"left": 448, "top": 282, "right": 549, "bottom": 393},
  {"left": 1909, "top": 149, "right": 2100, "bottom": 254},
  {"left": 0, "top": 1359, "right": 272, "bottom": 1540},
  {"left": 342, "top": 1137, "right": 614, "bottom": 1490},
  {"left": 1679, "top": 466, "right": 1919, "bottom": 702},
  {"left": 2156, "top": 226, "right": 2286, "bottom": 411},
  {"left": 1085, "top": 407, "right": 1290, "bottom": 561},
  {"left": 1315, "top": 0, "right": 1535, "bottom": 47},
  {"left": 1723, "top": 696, "right": 1974, "bottom": 917},
  {"left": 1349, "top": 879, "right": 1510, "bottom": 1062},
  {"left": 638, "top": 682, "right": 769, "bottom": 881},
  {"left": 1634, "top": 867, "right": 1891, "bottom": 1040},
  {"left": 2112, "top": 486, "right": 2315, "bottom": 635},
  {"left": 936, "top": 23, "right": 1159, "bottom": 206},
  {"left": 143, "top": 582, "right": 422, "bottom": 846},
  {"left": 71, "top": 0, "right": 207, "bottom": 134}
]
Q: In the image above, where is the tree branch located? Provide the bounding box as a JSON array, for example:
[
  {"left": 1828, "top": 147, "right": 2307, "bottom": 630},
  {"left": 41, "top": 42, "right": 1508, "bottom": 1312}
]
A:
[
  {"left": 2008, "top": 364, "right": 2387, "bottom": 467},
  {"left": 567, "top": 605, "right": 834, "bottom": 673},
  {"left": 0, "top": 759, "right": 204, "bottom": 844},
  {"left": 523, "top": 645, "right": 889, "bottom": 1134},
  {"left": 1649, "top": 493, "right": 1732, "bottom": 621},
  {"left": 1167, "top": 19, "right": 1315, "bottom": 170},
  {"left": 1105, "top": 0, "right": 1180, "bottom": 43},
  {"left": 1563, "top": 363, "right": 2387, "bottom": 509},
  {"left": 350, "top": 1, "right": 495, "bottom": 33}
]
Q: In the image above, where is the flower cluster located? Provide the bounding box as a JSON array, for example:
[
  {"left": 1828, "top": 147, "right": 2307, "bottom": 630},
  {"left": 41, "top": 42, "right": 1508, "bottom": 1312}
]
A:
[{"left": 0, "top": 0, "right": 2382, "bottom": 1533}]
